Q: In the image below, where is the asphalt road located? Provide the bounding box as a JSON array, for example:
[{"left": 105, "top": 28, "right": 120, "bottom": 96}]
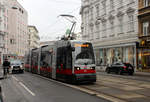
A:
[
  {"left": 0, "top": 72, "right": 110, "bottom": 102},
  {"left": 97, "top": 71, "right": 150, "bottom": 82},
  {"left": 78, "top": 71, "right": 150, "bottom": 102}
]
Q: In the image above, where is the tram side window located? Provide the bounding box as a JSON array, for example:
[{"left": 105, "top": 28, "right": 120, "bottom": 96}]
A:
[
  {"left": 40, "top": 52, "right": 48, "bottom": 68},
  {"left": 62, "top": 47, "right": 67, "bottom": 69},
  {"left": 56, "top": 47, "right": 61, "bottom": 69},
  {"left": 56, "top": 47, "right": 67, "bottom": 69},
  {"left": 66, "top": 50, "right": 72, "bottom": 69},
  {"left": 45, "top": 51, "right": 52, "bottom": 68},
  {"left": 34, "top": 53, "right": 39, "bottom": 66}
]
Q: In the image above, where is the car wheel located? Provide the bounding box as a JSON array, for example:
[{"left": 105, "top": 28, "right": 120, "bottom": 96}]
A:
[
  {"left": 129, "top": 72, "right": 133, "bottom": 75},
  {"left": 106, "top": 68, "right": 110, "bottom": 74}
]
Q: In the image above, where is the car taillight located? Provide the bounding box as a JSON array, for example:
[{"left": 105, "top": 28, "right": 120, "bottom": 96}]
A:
[{"left": 123, "top": 66, "right": 127, "bottom": 68}]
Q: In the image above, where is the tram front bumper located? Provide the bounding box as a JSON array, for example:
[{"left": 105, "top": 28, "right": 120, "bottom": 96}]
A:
[{"left": 74, "top": 73, "right": 96, "bottom": 82}]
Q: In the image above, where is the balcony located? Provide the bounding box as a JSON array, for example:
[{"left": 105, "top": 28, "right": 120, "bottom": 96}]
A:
[{"left": 138, "top": 6, "right": 150, "bottom": 17}]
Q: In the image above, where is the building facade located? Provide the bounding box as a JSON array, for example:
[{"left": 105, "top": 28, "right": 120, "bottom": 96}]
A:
[
  {"left": 138, "top": 0, "right": 150, "bottom": 71},
  {"left": 28, "top": 25, "right": 40, "bottom": 49},
  {"left": 4, "top": 0, "right": 28, "bottom": 59},
  {"left": 40, "top": 41, "right": 55, "bottom": 47},
  {"left": 0, "top": 0, "right": 8, "bottom": 63},
  {"left": 80, "top": 0, "right": 139, "bottom": 68}
]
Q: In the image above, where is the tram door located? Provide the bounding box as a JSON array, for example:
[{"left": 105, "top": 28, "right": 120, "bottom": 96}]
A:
[{"left": 52, "top": 46, "right": 56, "bottom": 79}]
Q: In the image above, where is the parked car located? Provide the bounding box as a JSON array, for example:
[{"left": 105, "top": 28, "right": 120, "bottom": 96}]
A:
[
  {"left": 10, "top": 60, "right": 24, "bottom": 74},
  {"left": 105, "top": 62, "right": 134, "bottom": 75}
]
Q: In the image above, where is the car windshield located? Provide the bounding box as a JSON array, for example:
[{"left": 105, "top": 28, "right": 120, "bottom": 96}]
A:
[{"left": 11, "top": 60, "right": 22, "bottom": 65}]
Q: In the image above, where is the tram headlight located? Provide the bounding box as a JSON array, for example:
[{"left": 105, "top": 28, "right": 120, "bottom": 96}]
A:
[
  {"left": 11, "top": 66, "right": 13, "bottom": 69},
  {"left": 90, "top": 67, "right": 95, "bottom": 70},
  {"left": 77, "top": 67, "right": 80, "bottom": 70},
  {"left": 75, "top": 67, "right": 80, "bottom": 70}
]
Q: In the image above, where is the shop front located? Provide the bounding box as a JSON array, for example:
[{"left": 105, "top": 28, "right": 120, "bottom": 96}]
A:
[
  {"left": 94, "top": 43, "right": 136, "bottom": 68},
  {"left": 138, "top": 48, "right": 150, "bottom": 71}
]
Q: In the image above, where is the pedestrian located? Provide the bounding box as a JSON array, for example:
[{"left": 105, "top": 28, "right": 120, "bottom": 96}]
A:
[{"left": 2, "top": 59, "right": 10, "bottom": 78}]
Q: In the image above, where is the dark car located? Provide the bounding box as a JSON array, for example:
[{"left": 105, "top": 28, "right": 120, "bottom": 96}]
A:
[
  {"left": 10, "top": 60, "right": 24, "bottom": 74},
  {"left": 105, "top": 62, "right": 134, "bottom": 75}
]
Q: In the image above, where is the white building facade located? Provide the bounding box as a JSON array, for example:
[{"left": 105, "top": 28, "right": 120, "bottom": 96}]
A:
[
  {"left": 28, "top": 25, "right": 40, "bottom": 50},
  {"left": 4, "top": 0, "right": 28, "bottom": 59},
  {"left": 80, "top": 0, "right": 139, "bottom": 68},
  {"left": 0, "top": 0, "right": 8, "bottom": 63}
]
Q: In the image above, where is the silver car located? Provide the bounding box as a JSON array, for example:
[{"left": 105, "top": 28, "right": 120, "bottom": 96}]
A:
[{"left": 10, "top": 60, "right": 24, "bottom": 74}]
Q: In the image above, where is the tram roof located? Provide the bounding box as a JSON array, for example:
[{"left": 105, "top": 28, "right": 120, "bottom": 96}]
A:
[
  {"left": 57, "top": 39, "right": 91, "bottom": 43},
  {"left": 69, "top": 40, "right": 92, "bottom": 43}
]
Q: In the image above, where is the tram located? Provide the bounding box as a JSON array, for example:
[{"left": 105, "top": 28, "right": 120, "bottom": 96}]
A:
[{"left": 25, "top": 40, "right": 96, "bottom": 83}]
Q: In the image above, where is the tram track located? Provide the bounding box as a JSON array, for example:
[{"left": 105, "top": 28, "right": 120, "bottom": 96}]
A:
[
  {"left": 97, "top": 72, "right": 150, "bottom": 83},
  {"left": 79, "top": 84, "right": 129, "bottom": 102},
  {"left": 79, "top": 80, "right": 150, "bottom": 102}
]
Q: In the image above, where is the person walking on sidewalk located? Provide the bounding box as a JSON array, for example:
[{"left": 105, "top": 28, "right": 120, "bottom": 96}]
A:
[{"left": 2, "top": 59, "right": 10, "bottom": 78}]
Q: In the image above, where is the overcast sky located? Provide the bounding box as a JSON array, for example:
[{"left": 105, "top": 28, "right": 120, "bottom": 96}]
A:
[{"left": 18, "top": 0, "right": 81, "bottom": 41}]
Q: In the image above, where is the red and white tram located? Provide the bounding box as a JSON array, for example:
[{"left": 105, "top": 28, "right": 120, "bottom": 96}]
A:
[{"left": 25, "top": 40, "right": 96, "bottom": 83}]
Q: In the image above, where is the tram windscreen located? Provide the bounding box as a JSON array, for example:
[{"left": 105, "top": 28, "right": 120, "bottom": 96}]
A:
[{"left": 74, "top": 42, "right": 95, "bottom": 65}]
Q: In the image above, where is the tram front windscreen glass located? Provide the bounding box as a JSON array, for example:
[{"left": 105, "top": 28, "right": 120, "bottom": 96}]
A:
[{"left": 74, "top": 42, "right": 95, "bottom": 65}]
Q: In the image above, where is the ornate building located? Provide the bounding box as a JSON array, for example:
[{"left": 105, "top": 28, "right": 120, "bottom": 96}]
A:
[
  {"left": 28, "top": 25, "right": 40, "bottom": 49},
  {"left": 80, "top": 0, "right": 139, "bottom": 69},
  {"left": 138, "top": 0, "right": 150, "bottom": 71}
]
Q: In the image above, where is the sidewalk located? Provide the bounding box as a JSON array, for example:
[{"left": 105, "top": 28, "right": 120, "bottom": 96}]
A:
[
  {"left": 96, "top": 66, "right": 150, "bottom": 77},
  {"left": 0, "top": 66, "right": 3, "bottom": 80}
]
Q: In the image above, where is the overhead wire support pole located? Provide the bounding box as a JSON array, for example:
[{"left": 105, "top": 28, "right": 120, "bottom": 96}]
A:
[
  {"left": 68, "top": 21, "right": 76, "bottom": 38},
  {"left": 58, "top": 14, "right": 77, "bottom": 40}
]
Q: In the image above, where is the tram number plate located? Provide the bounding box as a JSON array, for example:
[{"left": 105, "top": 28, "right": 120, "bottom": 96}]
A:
[{"left": 84, "top": 70, "right": 87, "bottom": 72}]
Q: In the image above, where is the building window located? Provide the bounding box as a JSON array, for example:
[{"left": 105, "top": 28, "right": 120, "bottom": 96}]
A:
[
  {"left": 128, "top": 14, "right": 134, "bottom": 32},
  {"left": 95, "top": 4, "right": 100, "bottom": 17},
  {"left": 90, "top": 7, "right": 93, "bottom": 20},
  {"left": 118, "top": 16, "right": 123, "bottom": 34},
  {"left": 90, "top": 26, "right": 94, "bottom": 40},
  {"left": 110, "top": 0, "right": 114, "bottom": 9},
  {"left": 102, "top": 1, "right": 106, "bottom": 14},
  {"left": 144, "top": 0, "right": 149, "bottom": 7},
  {"left": 102, "top": 22, "right": 106, "bottom": 38},
  {"left": 143, "top": 21, "right": 149, "bottom": 36},
  {"left": 96, "top": 24, "right": 100, "bottom": 39},
  {"left": 110, "top": 21, "right": 114, "bottom": 37}
]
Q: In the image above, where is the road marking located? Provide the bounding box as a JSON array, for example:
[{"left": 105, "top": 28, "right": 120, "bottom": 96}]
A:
[
  {"left": 12, "top": 76, "right": 35, "bottom": 96},
  {"left": 12, "top": 76, "right": 19, "bottom": 81},
  {"left": 19, "top": 82, "right": 35, "bottom": 96}
]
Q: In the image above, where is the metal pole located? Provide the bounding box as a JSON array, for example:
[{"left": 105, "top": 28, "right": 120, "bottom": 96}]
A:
[{"left": 68, "top": 22, "right": 76, "bottom": 38}]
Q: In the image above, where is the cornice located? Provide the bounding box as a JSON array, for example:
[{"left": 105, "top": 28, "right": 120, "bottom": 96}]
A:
[{"left": 126, "top": 7, "right": 135, "bottom": 14}]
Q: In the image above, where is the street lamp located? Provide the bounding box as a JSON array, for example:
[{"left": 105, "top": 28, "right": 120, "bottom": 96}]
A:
[{"left": 58, "top": 14, "right": 77, "bottom": 40}]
